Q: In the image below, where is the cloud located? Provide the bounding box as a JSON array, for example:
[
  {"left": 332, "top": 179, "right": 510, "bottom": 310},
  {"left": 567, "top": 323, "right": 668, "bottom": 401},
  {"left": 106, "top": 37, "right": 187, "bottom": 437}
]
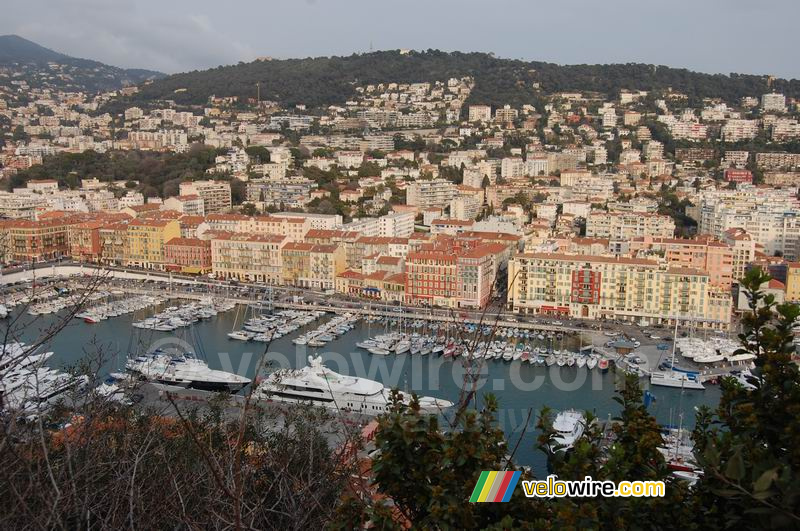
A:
[{"left": 1, "top": 0, "right": 798, "bottom": 78}]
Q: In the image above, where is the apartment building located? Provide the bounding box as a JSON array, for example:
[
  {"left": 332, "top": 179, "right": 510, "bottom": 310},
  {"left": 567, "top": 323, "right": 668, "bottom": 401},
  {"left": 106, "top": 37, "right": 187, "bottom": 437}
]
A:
[
  {"left": 723, "top": 151, "right": 749, "bottom": 168},
  {"left": 98, "top": 222, "right": 131, "bottom": 266},
  {"left": 721, "top": 119, "right": 759, "bottom": 142},
  {"left": 494, "top": 105, "right": 518, "bottom": 123},
  {"left": 124, "top": 218, "right": 181, "bottom": 270},
  {"left": 450, "top": 195, "right": 482, "bottom": 221},
  {"left": 0, "top": 193, "right": 38, "bottom": 220},
  {"left": 405, "top": 240, "right": 506, "bottom": 308},
  {"left": 210, "top": 232, "right": 287, "bottom": 284},
  {"left": 205, "top": 213, "right": 251, "bottom": 233},
  {"left": 507, "top": 253, "right": 731, "bottom": 329},
  {"left": 304, "top": 229, "right": 362, "bottom": 270},
  {"left": 756, "top": 152, "right": 800, "bottom": 170},
  {"left": 179, "top": 180, "right": 232, "bottom": 213},
  {"left": 585, "top": 212, "right": 676, "bottom": 241},
  {"left": 501, "top": 157, "right": 525, "bottom": 179},
  {"left": 720, "top": 228, "right": 757, "bottom": 283},
  {"left": 629, "top": 236, "right": 734, "bottom": 289},
  {"left": 468, "top": 105, "right": 492, "bottom": 122},
  {"left": 281, "top": 242, "right": 346, "bottom": 291},
  {"left": 162, "top": 194, "right": 205, "bottom": 216},
  {"left": 761, "top": 93, "right": 787, "bottom": 113},
  {"left": 694, "top": 188, "right": 800, "bottom": 260},
  {"left": 69, "top": 220, "right": 104, "bottom": 262},
  {"left": 406, "top": 179, "right": 458, "bottom": 208},
  {"left": 0, "top": 218, "right": 74, "bottom": 263},
  {"left": 164, "top": 237, "right": 212, "bottom": 274},
  {"left": 786, "top": 263, "right": 800, "bottom": 302},
  {"left": 275, "top": 212, "right": 343, "bottom": 230}
]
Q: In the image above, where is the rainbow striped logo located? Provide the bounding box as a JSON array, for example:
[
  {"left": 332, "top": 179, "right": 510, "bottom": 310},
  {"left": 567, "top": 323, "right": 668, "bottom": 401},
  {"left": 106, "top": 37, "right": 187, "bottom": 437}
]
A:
[{"left": 469, "top": 471, "right": 522, "bottom": 502}]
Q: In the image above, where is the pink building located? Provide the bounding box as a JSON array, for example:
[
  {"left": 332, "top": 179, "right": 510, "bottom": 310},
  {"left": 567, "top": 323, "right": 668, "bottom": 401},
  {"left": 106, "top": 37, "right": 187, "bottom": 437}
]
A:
[{"left": 629, "top": 236, "right": 734, "bottom": 289}]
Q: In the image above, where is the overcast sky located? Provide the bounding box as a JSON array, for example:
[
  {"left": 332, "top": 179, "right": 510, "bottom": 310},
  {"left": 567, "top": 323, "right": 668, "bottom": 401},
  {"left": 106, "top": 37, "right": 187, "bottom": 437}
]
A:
[{"left": 3, "top": 0, "right": 799, "bottom": 78}]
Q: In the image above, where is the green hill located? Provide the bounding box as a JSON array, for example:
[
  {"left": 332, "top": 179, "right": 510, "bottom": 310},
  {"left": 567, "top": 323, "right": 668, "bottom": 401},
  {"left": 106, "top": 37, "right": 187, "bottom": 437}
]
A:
[
  {"left": 105, "top": 49, "right": 800, "bottom": 111},
  {"left": 0, "top": 34, "right": 164, "bottom": 92}
]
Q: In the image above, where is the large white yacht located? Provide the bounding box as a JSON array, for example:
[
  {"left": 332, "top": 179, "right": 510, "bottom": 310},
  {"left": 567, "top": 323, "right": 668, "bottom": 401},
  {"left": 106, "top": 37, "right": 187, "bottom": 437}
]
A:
[
  {"left": 649, "top": 371, "right": 705, "bottom": 390},
  {"left": 126, "top": 349, "right": 250, "bottom": 393},
  {"left": 549, "top": 409, "right": 585, "bottom": 452},
  {"left": 0, "top": 341, "right": 54, "bottom": 375},
  {"left": 254, "top": 355, "right": 453, "bottom": 415}
]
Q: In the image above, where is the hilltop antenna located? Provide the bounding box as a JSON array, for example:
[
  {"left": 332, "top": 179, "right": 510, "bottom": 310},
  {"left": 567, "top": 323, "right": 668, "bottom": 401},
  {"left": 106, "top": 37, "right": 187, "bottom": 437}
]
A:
[
  {"left": 370, "top": 40, "right": 373, "bottom": 52},
  {"left": 256, "top": 81, "right": 261, "bottom": 107}
]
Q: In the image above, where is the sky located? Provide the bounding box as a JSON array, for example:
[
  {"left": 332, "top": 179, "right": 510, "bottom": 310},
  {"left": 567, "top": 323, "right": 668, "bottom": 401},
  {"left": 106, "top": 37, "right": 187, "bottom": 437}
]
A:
[{"left": 3, "top": 0, "right": 799, "bottom": 79}]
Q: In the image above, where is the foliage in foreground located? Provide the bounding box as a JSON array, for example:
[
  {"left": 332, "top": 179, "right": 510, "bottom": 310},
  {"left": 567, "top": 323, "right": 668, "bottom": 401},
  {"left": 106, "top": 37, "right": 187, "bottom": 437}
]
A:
[
  {"left": 0, "top": 401, "right": 348, "bottom": 530},
  {"left": 2, "top": 267, "right": 800, "bottom": 529}
]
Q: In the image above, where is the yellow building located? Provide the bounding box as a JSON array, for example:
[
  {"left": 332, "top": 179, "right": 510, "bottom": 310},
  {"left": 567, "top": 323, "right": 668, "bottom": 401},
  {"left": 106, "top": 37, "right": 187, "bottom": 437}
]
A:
[
  {"left": 125, "top": 219, "right": 180, "bottom": 270},
  {"left": 786, "top": 263, "right": 800, "bottom": 302},
  {"left": 281, "top": 242, "right": 345, "bottom": 290},
  {"left": 507, "top": 252, "right": 730, "bottom": 329},
  {"left": 210, "top": 232, "right": 287, "bottom": 284}
]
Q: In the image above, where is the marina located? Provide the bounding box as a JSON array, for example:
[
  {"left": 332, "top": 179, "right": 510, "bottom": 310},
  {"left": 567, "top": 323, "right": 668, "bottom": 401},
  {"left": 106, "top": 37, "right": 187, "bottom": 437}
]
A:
[{"left": 1, "top": 287, "right": 724, "bottom": 476}]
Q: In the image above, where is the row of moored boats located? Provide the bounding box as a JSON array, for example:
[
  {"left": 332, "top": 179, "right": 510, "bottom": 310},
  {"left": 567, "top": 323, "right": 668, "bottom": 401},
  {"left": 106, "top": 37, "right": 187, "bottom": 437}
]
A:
[
  {"left": 132, "top": 299, "right": 236, "bottom": 331},
  {"left": 76, "top": 294, "right": 166, "bottom": 323},
  {"left": 227, "top": 310, "right": 327, "bottom": 342}
]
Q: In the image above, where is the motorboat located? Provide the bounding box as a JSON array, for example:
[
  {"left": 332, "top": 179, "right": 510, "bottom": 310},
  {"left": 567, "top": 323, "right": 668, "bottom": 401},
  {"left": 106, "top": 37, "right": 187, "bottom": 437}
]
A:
[
  {"left": 126, "top": 350, "right": 250, "bottom": 393},
  {"left": 549, "top": 409, "right": 585, "bottom": 452},
  {"left": 254, "top": 355, "right": 452, "bottom": 416},
  {"left": 227, "top": 330, "right": 254, "bottom": 341},
  {"left": 650, "top": 371, "right": 705, "bottom": 390}
]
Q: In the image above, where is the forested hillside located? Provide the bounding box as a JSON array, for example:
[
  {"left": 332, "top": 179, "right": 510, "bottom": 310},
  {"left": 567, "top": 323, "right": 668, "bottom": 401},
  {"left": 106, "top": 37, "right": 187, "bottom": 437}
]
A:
[
  {"left": 4, "top": 147, "right": 221, "bottom": 198},
  {"left": 0, "top": 35, "right": 164, "bottom": 93},
  {"left": 104, "top": 50, "right": 800, "bottom": 111}
]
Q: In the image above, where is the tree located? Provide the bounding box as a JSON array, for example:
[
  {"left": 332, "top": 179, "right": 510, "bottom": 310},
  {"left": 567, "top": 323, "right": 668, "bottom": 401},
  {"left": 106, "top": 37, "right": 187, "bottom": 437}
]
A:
[
  {"left": 241, "top": 202, "right": 258, "bottom": 216},
  {"left": 691, "top": 267, "right": 800, "bottom": 528},
  {"left": 244, "top": 145, "right": 270, "bottom": 164},
  {"left": 336, "top": 393, "right": 547, "bottom": 528},
  {"left": 12, "top": 125, "right": 29, "bottom": 142}
]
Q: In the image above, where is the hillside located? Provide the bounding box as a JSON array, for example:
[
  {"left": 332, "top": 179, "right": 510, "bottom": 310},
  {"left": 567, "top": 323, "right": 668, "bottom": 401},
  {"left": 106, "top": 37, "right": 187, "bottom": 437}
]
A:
[
  {"left": 0, "top": 35, "right": 164, "bottom": 93},
  {"left": 105, "top": 50, "right": 800, "bottom": 111}
]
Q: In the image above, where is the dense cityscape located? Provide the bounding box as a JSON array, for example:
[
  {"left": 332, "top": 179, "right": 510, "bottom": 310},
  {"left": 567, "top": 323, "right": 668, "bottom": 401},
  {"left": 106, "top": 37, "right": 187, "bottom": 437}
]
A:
[{"left": 1, "top": 4, "right": 800, "bottom": 528}]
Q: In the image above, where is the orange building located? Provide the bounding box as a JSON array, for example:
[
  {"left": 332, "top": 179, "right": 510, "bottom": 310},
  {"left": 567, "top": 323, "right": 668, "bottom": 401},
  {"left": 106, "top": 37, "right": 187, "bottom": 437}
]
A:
[
  {"left": 165, "top": 238, "right": 212, "bottom": 274},
  {"left": 0, "top": 217, "right": 78, "bottom": 263}
]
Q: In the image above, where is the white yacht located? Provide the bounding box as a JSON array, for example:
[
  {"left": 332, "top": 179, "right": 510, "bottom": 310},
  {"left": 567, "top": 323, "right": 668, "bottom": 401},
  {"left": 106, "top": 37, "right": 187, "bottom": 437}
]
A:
[
  {"left": 650, "top": 371, "right": 705, "bottom": 390},
  {"left": 0, "top": 342, "right": 54, "bottom": 375},
  {"left": 255, "top": 355, "right": 453, "bottom": 416},
  {"left": 126, "top": 350, "right": 250, "bottom": 393},
  {"left": 2, "top": 367, "right": 88, "bottom": 413},
  {"left": 549, "top": 409, "right": 585, "bottom": 452}
]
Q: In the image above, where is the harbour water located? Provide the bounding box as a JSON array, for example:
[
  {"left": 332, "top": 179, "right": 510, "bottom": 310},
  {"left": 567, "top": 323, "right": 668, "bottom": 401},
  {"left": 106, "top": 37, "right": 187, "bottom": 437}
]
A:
[{"left": 12, "top": 303, "right": 722, "bottom": 476}]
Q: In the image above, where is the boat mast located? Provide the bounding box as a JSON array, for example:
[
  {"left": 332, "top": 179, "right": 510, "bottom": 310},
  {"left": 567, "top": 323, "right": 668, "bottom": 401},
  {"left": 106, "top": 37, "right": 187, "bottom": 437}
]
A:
[{"left": 670, "top": 317, "right": 679, "bottom": 369}]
